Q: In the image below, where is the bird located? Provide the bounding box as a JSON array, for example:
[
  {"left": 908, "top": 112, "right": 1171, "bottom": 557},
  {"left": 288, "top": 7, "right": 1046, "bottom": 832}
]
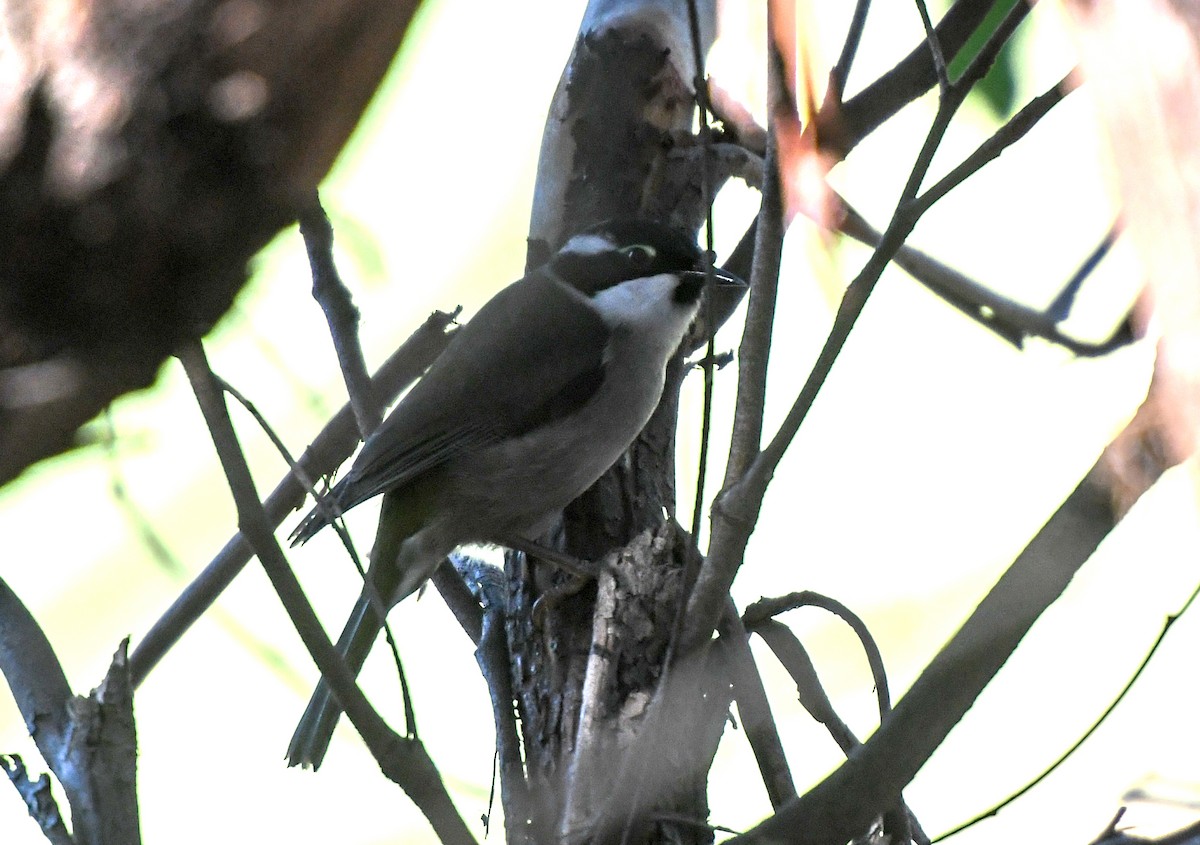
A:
[{"left": 286, "top": 217, "right": 743, "bottom": 769}]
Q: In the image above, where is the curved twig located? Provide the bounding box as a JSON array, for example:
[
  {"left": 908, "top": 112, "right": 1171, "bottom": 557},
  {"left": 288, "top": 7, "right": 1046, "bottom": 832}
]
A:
[
  {"left": 728, "top": 471, "right": 1114, "bottom": 845},
  {"left": 933, "top": 576, "right": 1200, "bottom": 842},
  {"left": 746, "top": 591, "right": 892, "bottom": 719}
]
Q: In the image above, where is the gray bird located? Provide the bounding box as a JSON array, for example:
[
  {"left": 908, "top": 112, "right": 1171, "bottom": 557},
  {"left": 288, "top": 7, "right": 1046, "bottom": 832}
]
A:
[{"left": 286, "top": 218, "right": 742, "bottom": 769}]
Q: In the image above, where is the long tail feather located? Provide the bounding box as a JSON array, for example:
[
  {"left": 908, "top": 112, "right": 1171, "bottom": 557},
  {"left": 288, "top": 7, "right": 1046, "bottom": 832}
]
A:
[{"left": 285, "top": 595, "right": 383, "bottom": 769}]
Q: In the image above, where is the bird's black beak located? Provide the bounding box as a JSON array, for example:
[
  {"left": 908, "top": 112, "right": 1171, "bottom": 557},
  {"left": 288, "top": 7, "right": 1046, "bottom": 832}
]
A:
[
  {"left": 679, "top": 266, "right": 748, "bottom": 352},
  {"left": 675, "top": 266, "right": 746, "bottom": 304},
  {"left": 679, "top": 267, "right": 746, "bottom": 289}
]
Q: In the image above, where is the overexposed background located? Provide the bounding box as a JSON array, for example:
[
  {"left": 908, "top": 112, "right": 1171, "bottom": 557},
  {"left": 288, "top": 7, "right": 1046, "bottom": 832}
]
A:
[{"left": 2, "top": 1, "right": 1198, "bottom": 842}]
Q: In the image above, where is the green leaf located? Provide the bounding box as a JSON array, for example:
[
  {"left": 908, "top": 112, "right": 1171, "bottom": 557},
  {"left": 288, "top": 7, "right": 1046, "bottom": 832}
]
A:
[{"left": 947, "top": 0, "right": 1022, "bottom": 118}]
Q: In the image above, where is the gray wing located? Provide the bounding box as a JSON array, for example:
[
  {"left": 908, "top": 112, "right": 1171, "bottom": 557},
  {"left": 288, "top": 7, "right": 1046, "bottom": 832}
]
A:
[{"left": 291, "top": 273, "right": 608, "bottom": 542}]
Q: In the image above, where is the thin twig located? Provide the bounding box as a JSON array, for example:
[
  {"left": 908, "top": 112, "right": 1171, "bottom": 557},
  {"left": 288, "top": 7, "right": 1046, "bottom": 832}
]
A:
[
  {"left": 1048, "top": 225, "right": 1118, "bottom": 322},
  {"left": 932, "top": 576, "right": 1200, "bottom": 842},
  {"left": 216, "top": 374, "right": 416, "bottom": 734},
  {"left": 843, "top": 207, "right": 1129, "bottom": 355},
  {"left": 1092, "top": 818, "right": 1200, "bottom": 845},
  {"left": 685, "top": 0, "right": 720, "bottom": 544},
  {"left": 299, "top": 191, "right": 382, "bottom": 436},
  {"left": 463, "top": 558, "right": 532, "bottom": 845},
  {"left": 751, "top": 0, "right": 1031, "bottom": 489},
  {"left": 948, "top": 0, "right": 1030, "bottom": 99},
  {"left": 720, "top": 606, "right": 798, "bottom": 808},
  {"left": 102, "top": 414, "right": 308, "bottom": 692},
  {"left": 828, "top": 0, "right": 873, "bottom": 102},
  {"left": 729, "top": 80, "right": 785, "bottom": 484},
  {"left": 914, "top": 73, "right": 1076, "bottom": 215},
  {"left": 700, "top": 72, "right": 1103, "bottom": 357},
  {"left": 753, "top": 620, "right": 860, "bottom": 755},
  {"left": 649, "top": 811, "right": 743, "bottom": 837},
  {"left": 834, "top": 0, "right": 1001, "bottom": 154},
  {"left": 913, "top": 0, "right": 950, "bottom": 97},
  {"left": 745, "top": 591, "right": 891, "bottom": 719},
  {"left": 683, "top": 0, "right": 1034, "bottom": 697},
  {"left": 748, "top": 615, "right": 929, "bottom": 843},
  {"left": 681, "top": 33, "right": 787, "bottom": 654},
  {"left": 177, "top": 339, "right": 476, "bottom": 845},
  {"left": 178, "top": 341, "right": 376, "bottom": 738},
  {"left": 728, "top": 470, "right": 1115, "bottom": 845},
  {"left": 130, "top": 311, "right": 455, "bottom": 687}
]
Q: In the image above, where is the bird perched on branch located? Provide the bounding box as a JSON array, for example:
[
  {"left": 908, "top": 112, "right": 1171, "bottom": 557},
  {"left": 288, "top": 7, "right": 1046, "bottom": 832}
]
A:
[{"left": 286, "top": 217, "right": 743, "bottom": 769}]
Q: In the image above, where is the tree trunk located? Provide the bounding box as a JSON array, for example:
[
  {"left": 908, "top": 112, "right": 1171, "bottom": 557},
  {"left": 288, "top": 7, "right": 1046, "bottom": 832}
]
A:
[{"left": 506, "top": 2, "right": 733, "bottom": 841}]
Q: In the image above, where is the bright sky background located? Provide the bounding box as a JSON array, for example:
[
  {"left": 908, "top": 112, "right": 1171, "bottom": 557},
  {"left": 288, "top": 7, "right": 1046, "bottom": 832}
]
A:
[{"left": 2, "top": 1, "right": 1198, "bottom": 843}]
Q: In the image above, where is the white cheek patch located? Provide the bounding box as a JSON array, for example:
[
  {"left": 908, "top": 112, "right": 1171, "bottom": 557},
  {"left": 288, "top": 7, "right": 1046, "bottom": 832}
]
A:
[
  {"left": 592, "top": 273, "right": 687, "bottom": 326},
  {"left": 560, "top": 233, "right": 615, "bottom": 257}
]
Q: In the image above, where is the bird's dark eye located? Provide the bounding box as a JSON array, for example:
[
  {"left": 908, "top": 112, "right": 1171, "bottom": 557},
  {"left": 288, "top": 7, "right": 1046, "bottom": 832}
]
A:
[{"left": 623, "top": 244, "right": 656, "bottom": 268}]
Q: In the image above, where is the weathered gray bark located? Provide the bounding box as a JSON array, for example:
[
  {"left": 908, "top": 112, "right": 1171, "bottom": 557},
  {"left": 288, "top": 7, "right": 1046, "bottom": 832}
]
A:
[{"left": 507, "top": 2, "right": 733, "bottom": 842}]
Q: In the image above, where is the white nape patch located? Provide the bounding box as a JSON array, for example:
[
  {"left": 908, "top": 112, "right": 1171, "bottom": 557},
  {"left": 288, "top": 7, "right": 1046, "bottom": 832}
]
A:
[
  {"left": 591, "top": 273, "right": 693, "bottom": 329},
  {"left": 559, "top": 232, "right": 615, "bottom": 256}
]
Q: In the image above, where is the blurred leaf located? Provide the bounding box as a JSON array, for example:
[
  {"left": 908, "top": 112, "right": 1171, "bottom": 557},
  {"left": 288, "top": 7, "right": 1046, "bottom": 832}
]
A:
[{"left": 947, "top": 0, "right": 1022, "bottom": 118}]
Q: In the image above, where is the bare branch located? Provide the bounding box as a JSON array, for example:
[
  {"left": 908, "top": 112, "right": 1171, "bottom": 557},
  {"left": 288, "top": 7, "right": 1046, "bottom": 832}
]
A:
[
  {"left": 686, "top": 0, "right": 1036, "bottom": 668},
  {"left": 178, "top": 339, "right": 476, "bottom": 845},
  {"left": 946, "top": 0, "right": 1030, "bottom": 98},
  {"left": 914, "top": 73, "right": 1077, "bottom": 215},
  {"left": 827, "top": 0, "right": 873, "bottom": 103},
  {"left": 745, "top": 592, "right": 891, "bottom": 720},
  {"left": 749, "top": 617, "right": 929, "bottom": 845},
  {"left": 80, "top": 641, "right": 141, "bottom": 845},
  {"left": 0, "top": 632, "right": 141, "bottom": 845},
  {"left": 753, "top": 621, "right": 861, "bottom": 756},
  {"left": 729, "top": 469, "right": 1115, "bottom": 845},
  {"left": 913, "top": 0, "right": 951, "bottom": 97},
  {"left": 748, "top": 0, "right": 1031, "bottom": 495},
  {"left": 681, "top": 35, "right": 786, "bottom": 653},
  {"left": 842, "top": 208, "right": 1129, "bottom": 355},
  {"left": 932, "top": 575, "right": 1200, "bottom": 842},
  {"left": 129, "top": 311, "right": 456, "bottom": 687},
  {"left": 1049, "top": 228, "right": 1118, "bottom": 323},
  {"left": 299, "top": 192, "right": 382, "bottom": 436},
  {"left": 462, "top": 559, "right": 532, "bottom": 845},
  {"left": 719, "top": 607, "right": 797, "bottom": 808},
  {"left": 217, "top": 372, "right": 417, "bottom": 738},
  {"left": 433, "top": 559, "right": 484, "bottom": 646},
  {"left": 832, "top": 0, "right": 1004, "bottom": 154}
]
